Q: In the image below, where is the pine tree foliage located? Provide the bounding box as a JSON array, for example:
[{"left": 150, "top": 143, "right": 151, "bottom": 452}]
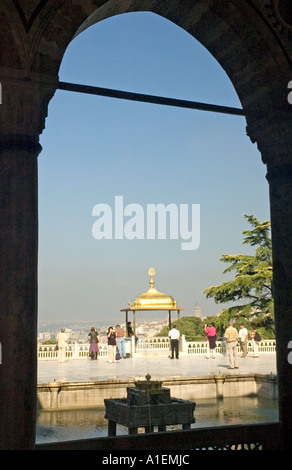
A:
[{"left": 203, "top": 214, "right": 274, "bottom": 336}]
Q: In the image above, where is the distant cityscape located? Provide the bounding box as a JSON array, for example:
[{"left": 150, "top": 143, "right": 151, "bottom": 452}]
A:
[
  {"left": 38, "top": 306, "right": 203, "bottom": 345},
  {"left": 38, "top": 318, "right": 169, "bottom": 344}
]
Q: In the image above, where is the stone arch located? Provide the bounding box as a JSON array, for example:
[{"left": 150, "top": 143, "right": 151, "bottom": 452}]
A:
[
  {"left": 2, "top": 1, "right": 291, "bottom": 149},
  {"left": 1, "top": 0, "right": 292, "bottom": 450},
  {"left": 33, "top": 1, "right": 292, "bottom": 126}
]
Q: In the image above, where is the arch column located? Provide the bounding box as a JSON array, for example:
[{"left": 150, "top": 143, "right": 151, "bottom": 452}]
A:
[
  {"left": 0, "top": 73, "right": 57, "bottom": 449},
  {"left": 267, "top": 163, "right": 292, "bottom": 448},
  {"left": 248, "top": 113, "right": 292, "bottom": 448}
]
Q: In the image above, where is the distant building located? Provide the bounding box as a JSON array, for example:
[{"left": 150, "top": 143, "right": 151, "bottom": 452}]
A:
[
  {"left": 38, "top": 331, "right": 51, "bottom": 342},
  {"left": 194, "top": 305, "right": 201, "bottom": 318}
]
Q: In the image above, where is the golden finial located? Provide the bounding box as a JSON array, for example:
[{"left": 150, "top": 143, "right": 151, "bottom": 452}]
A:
[{"left": 148, "top": 267, "right": 155, "bottom": 289}]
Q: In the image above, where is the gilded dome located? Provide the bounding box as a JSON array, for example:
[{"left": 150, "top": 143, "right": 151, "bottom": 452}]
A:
[{"left": 133, "top": 268, "right": 177, "bottom": 310}]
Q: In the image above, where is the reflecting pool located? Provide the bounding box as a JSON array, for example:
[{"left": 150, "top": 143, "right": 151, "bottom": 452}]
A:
[{"left": 36, "top": 396, "right": 278, "bottom": 444}]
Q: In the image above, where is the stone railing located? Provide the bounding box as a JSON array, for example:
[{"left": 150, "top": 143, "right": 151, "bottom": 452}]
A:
[
  {"left": 37, "top": 337, "right": 276, "bottom": 360},
  {"left": 186, "top": 339, "right": 276, "bottom": 356},
  {"left": 135, "top": 337, "right": 171, "bottom": 351},
  {"left": 38, "top": 342, "right": 110, "bottom": 360}
]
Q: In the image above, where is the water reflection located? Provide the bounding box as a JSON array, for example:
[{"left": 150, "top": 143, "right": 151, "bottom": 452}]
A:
[{"left": 36, "top": 396, "right": 278, "bottom": 444}]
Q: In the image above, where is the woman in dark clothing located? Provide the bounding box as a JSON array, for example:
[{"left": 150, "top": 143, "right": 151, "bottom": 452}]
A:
[
  {"left": 88, "top": 327, "right": 99, "bottom": 360},
  {"left": 107, "top": 326, "right": 117, "bottom": 363}
]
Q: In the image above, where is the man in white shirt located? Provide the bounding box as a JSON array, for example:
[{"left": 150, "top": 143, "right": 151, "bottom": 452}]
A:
[
  {"left": 239, "top": 324, "right": 248, "bottom": 358},
  {"left": 168, "top": 324, "right": 180, "bottom": 359}
]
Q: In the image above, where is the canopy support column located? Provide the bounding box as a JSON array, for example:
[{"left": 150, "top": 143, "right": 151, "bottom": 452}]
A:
[{"left": 168, "top": 310, "right": 172, "bottom": 330}]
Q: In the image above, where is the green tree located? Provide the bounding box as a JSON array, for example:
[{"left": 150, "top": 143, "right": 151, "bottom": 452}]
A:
[
  {"left": 203, "top": 214, "right": 274, "bottom": 336},
  {"left": 41, "top": 339, "right": 57, "bottom": 345},
  {"left": 157, "top": 316, "right": 206, "bottom": 340}
]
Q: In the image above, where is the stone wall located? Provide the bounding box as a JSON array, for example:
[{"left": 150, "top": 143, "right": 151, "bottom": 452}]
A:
[{"left": 37, "top": 374, "right": 278, "bottom": 410}]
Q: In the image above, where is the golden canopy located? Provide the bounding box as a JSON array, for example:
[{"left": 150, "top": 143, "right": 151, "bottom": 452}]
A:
[
  {"left": 120, "top": 268, "right": 184, "bottom": 349},
  {"left": 121, "top": 268, "right": 184, "bottom": 312},
  {"left": 133, "top": 268, "right": 177, "bottom": 310}
]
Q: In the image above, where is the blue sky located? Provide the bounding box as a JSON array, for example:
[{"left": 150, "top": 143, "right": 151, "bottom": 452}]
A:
[{"left": 38, "top": 12, "right": 270, "bottom": 325}]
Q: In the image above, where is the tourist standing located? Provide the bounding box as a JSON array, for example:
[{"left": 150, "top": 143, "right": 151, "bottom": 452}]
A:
[
  {"left": 205, "top": 322, "right": 217, "bottom": 359},
  {"left": 127, "top": 321, "right": 138, "bottom": 345},
  {"left": 127, "top": 321, "right": 134, "bottom": 337},
  {"left": 107, "top": 326, "right": 117, "bottom": 363},
  {"left": 250, "top": 323, "right": 260, "bottom": 358},
  {"left": 224, "top": 322, "right": 239, "bottom": 369},
  {"left": 116, "top": 324, "right": 126, "bottom": 359},
  {"left": 239, "top": 324, "right": 248, "bottom": 358},
  {"left": 168, "top": 324, "right": 180, "bottom": 359},
  {"left": 57, "top": 328, "right": 67, "bottom": 363},
  {"left": 88, "top": 327, "right": 99, "bottom": 360}
]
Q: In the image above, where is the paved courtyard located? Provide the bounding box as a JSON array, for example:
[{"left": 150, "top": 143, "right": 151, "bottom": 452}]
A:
[{"left": 37, "top": 353, "right": 277, "bottom": 384}]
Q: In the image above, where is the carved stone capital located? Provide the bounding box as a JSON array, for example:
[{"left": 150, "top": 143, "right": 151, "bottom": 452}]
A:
[
  {"left": 0, "top": 134, "right": 42, "bottom": 155},
  {"left": 0, "top": 69, "right": 58, "bottom": 148},
  {"left": 266, "top": 164, "right": 292, "bottom": 183},
  {"left": 246, "top": 110, "right": 292, "bottom": 169}
]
